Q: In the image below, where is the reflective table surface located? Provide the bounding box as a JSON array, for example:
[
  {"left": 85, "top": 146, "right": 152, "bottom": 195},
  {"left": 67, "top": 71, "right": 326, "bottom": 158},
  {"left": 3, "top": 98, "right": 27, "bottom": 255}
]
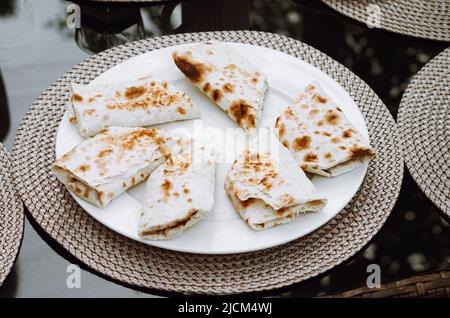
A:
[{"left": 0, "top": 0, "right": 448, "bottom": 297}]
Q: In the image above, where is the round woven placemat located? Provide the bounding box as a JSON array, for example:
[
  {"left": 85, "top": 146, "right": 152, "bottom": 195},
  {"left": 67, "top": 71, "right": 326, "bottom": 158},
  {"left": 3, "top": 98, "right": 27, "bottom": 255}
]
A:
[
  {"left": 321, "top": 270, "right": 450, "bottom": 298},
  {"left": 322, "top": 0, "right": 450, "bottom": 42},
  {"left": 11, "top": 31, "right": 403, "bottom": 295},
  {"left": 398, "top": 48, "right": 449, "bottom": 217},
  {"left": 0, "top": 144, "right": 24, "bottom": 286}
]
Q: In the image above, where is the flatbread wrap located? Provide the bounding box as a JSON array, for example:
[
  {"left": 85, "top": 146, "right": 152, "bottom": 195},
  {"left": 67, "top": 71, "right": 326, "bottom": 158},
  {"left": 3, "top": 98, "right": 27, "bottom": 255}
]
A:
[
  {"left": 225, "top": 129, "right": 327, "bottom": 230},
  {"left": 139, "top": 146, "right": 216, "bottom": 240},
  {"left": 274, "top": 82, "right": 375, "bottom": 177},
  {"left": 51, "top": 127, "right": 190, "bottom": 208},
  {"left": 68, "top": 78, "right": 200, "bottom": 138},
  {"left": 172, "top": 42, "right": 268, "bottom": 132}
]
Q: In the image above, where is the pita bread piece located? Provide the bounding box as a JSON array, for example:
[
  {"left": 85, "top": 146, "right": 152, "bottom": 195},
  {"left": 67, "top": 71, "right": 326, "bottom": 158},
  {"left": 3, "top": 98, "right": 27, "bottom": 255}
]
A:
[
  {"left": 69, "top": 78, "right": 200, "bottom": 138},
  {"left": 139, "top": 147, "right": 216, "bottom": 240},
  {"left": 225, "top": 129, "right": 326, "bottom": 230},
  {"left": 52, "top": 127, "right": 190, "bottom": 208},
  {"left": 172, "top": 42, "right": 268, "bottom": 132},
  {"left": 274, "top": 82, "right": 375, "bottom": 177}
]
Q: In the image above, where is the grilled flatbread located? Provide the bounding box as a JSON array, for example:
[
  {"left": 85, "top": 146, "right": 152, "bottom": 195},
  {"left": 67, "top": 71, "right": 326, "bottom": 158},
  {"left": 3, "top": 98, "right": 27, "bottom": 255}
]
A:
[
  {"left": 139, "top": 146, "right": 216, "bottom": 240},
  {"left": 274, "top": 82, "right": 375, "bottom": 177},
  {"left": 225, "top": 129, "right": 326, "bottom": 230},
  {"left": 52, "top": 127, "right": 190, "bottom": 208},
  {"left": 172, "top": 42, "right": 268, "bottom": 132},
  {"left": 69, "top": 78, "right": 200, "bottom": 138}
]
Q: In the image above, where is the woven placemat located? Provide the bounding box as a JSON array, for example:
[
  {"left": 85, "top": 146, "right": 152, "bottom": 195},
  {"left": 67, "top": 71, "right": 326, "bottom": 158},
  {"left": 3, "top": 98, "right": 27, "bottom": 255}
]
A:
[
  {"left": 0, "top": 144, "right": 24, "bottom": 286},
  {"left": 321, "top": 270, "right": 450, "bottom": 298},
  {"left": 11, "top": 31, "right": 403, "bottom": 295},
  {"left": 322, "top": 0, "right": 450, "bottom": 42},
  {"left": 397, "top": 48, "right": 449, "bottom": 217}
]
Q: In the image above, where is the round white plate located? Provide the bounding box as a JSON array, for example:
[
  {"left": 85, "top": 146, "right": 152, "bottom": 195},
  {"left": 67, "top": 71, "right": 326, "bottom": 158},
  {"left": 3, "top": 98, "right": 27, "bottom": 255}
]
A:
[{"left": 56, "top": 42, "right": 369, "bottom": 254}]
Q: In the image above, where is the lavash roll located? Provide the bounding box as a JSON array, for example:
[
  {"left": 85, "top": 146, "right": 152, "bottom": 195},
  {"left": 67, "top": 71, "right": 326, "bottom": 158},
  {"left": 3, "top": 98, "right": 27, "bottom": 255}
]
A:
[
  {"left": 172, "top": 42, "right": 268, "bottom": 132},
  {"left": 51, "top": 126, "right": 190, "bottom": 208},
  {"left": 139, "top": 146, "right": 216, "bottom": 240},
  {"left": 69, "top": 78, "right": 200, "bottom": 138},
  {"left": 274, "top": 82, "right": 375, "bottom": 177},
  {"left": 225, "top": 128, "right": 327, "bottom": 230}
]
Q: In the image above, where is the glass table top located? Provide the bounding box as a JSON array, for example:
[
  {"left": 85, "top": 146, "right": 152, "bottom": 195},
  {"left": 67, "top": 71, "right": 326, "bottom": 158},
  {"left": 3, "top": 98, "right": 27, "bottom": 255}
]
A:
[{"left": 0, "top": 0, "right": 448, "bottom": 297}]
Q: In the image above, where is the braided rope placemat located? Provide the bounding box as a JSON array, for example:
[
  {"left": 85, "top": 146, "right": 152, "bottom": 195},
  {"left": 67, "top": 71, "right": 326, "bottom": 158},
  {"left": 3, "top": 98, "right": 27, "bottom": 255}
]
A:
[
  {"left": 398, "top": 48, "right": 449, "bottom": 217},
  {"left": 0, "top": 144, "right": 24, "bottom": 286},
  {"left": 322, "top": 0, "right": 450, "bottom": 42},
  {"left": 11, "top": 31, "right": 403, "bottom": 295}
]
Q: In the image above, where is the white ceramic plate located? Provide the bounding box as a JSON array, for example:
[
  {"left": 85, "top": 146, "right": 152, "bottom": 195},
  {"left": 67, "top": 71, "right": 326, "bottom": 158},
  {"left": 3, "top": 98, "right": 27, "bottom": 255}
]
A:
[{"left": 56, "top": 42, "right": 369, "bottom": 254}]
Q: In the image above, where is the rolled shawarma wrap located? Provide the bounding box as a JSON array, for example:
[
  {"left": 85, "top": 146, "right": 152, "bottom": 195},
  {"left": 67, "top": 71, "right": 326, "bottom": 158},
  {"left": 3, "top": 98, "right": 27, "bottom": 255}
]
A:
[
  {"left": 225, "top": 128, "right": 327, "bottom": 231},
  {"left": 51, "top": 126, "right": 191, "bottom": 208},
  {"left": 139, "top": 146, "right": 216, "bottom": 240},
  {"left": 274, "top": 82, "right": 375, "bottom": 177},
  {"left": 68, "top": 78, "right": 200, "bottom": 138},
  {"left": 172, "top": 42, "right": 268, "bottom": 132}
]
